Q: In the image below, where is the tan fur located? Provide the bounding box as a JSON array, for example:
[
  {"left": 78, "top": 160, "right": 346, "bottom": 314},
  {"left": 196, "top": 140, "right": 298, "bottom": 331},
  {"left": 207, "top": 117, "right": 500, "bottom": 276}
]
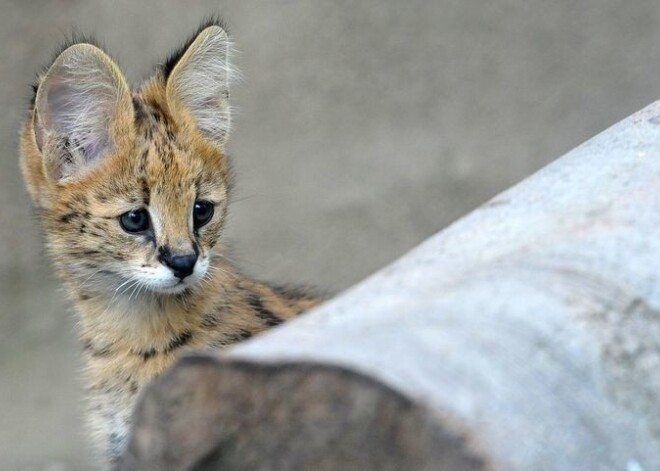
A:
[{"left": 20, "top": 26, "right": 321, "bottom": 468}]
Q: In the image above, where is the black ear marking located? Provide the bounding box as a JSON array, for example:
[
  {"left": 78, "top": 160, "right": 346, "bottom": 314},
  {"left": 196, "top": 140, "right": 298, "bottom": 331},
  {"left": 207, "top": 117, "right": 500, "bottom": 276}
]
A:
[{"left": 160, "top": 16, "right": 230, "bottom": 78}]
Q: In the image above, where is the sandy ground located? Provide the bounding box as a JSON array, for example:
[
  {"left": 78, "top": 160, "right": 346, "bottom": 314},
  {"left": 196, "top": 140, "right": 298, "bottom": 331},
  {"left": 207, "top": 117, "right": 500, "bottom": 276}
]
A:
[{"left": 3, "top": 0, "right": 660, "bottom": 469}]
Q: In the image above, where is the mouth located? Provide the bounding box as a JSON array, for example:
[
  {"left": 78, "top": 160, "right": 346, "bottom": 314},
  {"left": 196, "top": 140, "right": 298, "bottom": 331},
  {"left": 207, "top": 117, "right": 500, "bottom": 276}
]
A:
[
  {"left": 150, "top": 279, "right": 191, "bottom": 295},
  {"left": 118, "top": 260, "right": 209, "bottom": 297}
]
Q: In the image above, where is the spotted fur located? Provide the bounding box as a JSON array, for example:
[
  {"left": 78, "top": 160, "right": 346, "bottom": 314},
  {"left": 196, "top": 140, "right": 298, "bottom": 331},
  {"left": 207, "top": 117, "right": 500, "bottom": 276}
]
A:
[{"left": 20, "top": 22, "right": 322, "bottom": 468}]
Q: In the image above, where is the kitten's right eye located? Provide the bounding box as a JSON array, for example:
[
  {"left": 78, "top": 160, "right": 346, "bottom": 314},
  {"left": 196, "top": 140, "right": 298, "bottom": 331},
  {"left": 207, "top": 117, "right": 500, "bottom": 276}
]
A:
[{"left": 119, "top": 209, "right": 150, "bottom": 233}]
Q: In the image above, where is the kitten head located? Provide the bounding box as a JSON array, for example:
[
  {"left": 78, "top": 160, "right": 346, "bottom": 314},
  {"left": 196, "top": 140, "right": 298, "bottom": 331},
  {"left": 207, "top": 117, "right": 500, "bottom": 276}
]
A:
[{"left": 21, "top": 23, "right": 234, "bottom": 297}]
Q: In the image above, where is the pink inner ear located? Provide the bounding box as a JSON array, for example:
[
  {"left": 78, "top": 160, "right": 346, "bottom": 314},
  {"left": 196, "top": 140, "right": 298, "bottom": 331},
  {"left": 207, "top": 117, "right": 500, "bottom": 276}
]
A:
[
  {"left": 84, "top": 142, "right": 98, "bottom": 160},
  {"left": 83, "top": 138, "right": 107, "bottom": 163},
  {"left": 36, "top": 76, "right": 114, "bottom": 179}
]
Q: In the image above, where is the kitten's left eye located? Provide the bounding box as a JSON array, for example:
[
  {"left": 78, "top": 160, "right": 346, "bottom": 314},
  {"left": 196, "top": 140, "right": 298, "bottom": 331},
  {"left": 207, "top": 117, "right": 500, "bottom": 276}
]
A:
[{"left": 193, "top": 201, "right": 214, "bottom": 229}]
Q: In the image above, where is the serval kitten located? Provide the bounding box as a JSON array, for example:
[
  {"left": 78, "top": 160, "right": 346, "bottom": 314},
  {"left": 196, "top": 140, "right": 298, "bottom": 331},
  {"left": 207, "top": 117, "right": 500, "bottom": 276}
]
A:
[{"left": 20, "top": 22, "right": 321, "bottom": 468}]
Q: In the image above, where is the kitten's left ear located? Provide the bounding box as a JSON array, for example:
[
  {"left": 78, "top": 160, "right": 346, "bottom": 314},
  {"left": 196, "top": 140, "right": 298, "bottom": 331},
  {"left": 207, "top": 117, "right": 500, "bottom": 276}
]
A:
[{"left": 165, "top": 26, "right": 231, "bottom": 147}]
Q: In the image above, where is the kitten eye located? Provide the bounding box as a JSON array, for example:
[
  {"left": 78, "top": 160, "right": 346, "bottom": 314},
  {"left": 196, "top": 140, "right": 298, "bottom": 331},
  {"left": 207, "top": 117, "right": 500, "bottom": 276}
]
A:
[
  {"left": 119, "top": 208, "right": 150, "bottom": 233},
  {"left": 193, "top": 201, "right": 214, "bottom": 229}
]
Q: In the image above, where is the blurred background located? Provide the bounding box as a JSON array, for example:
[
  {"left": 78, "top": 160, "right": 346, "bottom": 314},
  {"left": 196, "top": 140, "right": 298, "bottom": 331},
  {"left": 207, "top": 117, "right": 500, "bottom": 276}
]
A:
[{"left": 2, "top": 0, "right": 660, "bottom": 469}]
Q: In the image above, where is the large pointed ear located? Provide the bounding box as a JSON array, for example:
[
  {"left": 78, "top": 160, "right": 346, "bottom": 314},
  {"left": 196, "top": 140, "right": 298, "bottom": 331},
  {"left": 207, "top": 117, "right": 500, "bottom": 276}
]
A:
[
  {"left": 33, "top": 43, "right": 133, "bottom": 182},
  {"left": 165, "top": 26, "right": 231, "bottom": 147}
]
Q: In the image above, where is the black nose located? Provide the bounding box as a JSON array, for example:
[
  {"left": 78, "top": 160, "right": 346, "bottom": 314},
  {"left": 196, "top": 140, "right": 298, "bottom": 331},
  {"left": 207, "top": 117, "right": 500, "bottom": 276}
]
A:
[{"left": 159, "top": 249, "right": 197, "bottom": 279}]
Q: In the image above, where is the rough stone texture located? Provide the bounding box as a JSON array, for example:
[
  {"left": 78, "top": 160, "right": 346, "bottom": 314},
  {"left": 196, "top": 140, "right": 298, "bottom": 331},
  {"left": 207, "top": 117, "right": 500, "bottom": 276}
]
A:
[
  {"left": 5, "top": 1, "right": 660, "bottom": 469},
  {"left": 218, "top": 102, "right": 660, "bottom": 470}
]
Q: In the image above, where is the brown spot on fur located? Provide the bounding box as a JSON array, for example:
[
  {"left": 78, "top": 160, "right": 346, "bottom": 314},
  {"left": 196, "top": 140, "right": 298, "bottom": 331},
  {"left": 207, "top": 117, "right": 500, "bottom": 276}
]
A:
[
  {"left": 247, "top": 293, "right": 283, "bottom": 327},
  {"left": 163, "top": 330, "right": 193, "bottom": 354},
  {"left": 59, "top": 212, "right": 78, "bottom": 223},
  {"left": 82, "top": 339, "right": 113, "bottom": 358}
]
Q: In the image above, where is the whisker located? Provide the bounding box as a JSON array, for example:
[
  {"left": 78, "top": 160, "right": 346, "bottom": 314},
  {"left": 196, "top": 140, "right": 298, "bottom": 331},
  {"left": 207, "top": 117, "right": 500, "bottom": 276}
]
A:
[
  {"left": 77, "top": 268, "right": 108, "bottom": 291},
  {"left": 127, "top": 280, "right": 144, "bottom": 303},
  {"left": 99, "top": 277, "right": 140, "bottom": 318}
]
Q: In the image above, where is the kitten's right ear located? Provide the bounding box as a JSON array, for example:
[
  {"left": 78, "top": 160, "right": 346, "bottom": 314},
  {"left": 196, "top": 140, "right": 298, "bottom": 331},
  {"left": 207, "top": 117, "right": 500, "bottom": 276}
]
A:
[
  {"left": 165, "top": 26, "right": 232, "bottom": 147},
  {"left": 33, "top": 43, "right": 133, "bottom": 182}
]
